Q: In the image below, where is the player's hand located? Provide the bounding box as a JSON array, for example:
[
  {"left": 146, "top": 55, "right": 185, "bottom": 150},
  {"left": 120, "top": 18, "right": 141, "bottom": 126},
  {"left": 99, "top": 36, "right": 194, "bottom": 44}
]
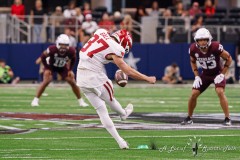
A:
[
  {"left": 147, "top": 76, "right": 156, "bottom": 84},
  {"left": 193, "top": 76, "right": 202, "bottom": 88},
  {"left": 214, "top": 73, "right": 224, "bottom": 84},
  {"left": 67, "top": 70, "right": 74, "bottom": 78}
]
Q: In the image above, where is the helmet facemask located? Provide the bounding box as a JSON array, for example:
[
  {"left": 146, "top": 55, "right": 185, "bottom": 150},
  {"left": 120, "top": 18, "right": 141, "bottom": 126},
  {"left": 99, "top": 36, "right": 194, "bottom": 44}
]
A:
[
  {"left": 58, "top": 43, "right": 69, "bottom": 54},
  {"left": 195, "top": 38, "right": 211, "bottom": 49}
]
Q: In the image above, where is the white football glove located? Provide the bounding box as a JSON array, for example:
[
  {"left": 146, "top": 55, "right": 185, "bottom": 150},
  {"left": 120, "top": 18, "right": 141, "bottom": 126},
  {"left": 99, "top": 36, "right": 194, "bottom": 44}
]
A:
[
  {"left": 214, "top": 73, "right": 224, "bottom": 84},
  {"left": 193, "top": 76, "right": 202, "bottom": 88}
]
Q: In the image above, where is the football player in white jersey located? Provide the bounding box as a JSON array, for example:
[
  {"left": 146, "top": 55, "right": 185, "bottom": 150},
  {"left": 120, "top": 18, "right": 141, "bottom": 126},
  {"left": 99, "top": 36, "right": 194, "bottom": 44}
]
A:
[{"left": 77, "top": 29, "right": 156, "bottom": 149}]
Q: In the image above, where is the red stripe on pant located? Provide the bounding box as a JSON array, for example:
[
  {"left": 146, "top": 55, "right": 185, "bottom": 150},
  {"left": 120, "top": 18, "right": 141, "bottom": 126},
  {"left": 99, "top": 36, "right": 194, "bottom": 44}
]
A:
[
  {"left": 106, "top": 81, "right": 114, "bottom": 95},
  {"left": 104, "top": 83, "right": 112, "bottom": 101}
]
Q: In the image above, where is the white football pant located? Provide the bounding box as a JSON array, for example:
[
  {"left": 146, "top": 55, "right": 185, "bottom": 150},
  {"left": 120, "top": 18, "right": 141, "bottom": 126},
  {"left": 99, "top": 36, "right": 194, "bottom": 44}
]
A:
[{"left": 80, "top": 80, "right": 126, "bottom": 143}]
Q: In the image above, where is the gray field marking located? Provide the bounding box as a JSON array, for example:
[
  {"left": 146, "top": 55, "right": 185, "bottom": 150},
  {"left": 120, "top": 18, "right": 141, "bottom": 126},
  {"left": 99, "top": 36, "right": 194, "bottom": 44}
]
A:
[{"left": 0, "top": 112, "right": 239, "bottom": 133}]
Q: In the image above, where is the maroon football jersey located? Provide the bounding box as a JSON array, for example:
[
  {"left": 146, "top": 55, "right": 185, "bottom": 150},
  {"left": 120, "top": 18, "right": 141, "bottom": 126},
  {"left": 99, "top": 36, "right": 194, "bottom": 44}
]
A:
[
  {"left": 189, "top": 41, "right": 224, "bottom": 76},
  {"left": 42, "top": 45, "right": 76, "bottom": 70}
]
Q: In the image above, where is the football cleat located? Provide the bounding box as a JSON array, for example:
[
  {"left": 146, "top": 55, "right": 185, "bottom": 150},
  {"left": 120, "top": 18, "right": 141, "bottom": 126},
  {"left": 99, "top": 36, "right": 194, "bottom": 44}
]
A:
[
  {"left": 223, "top": 117, "right": 232, "bottom": 126},
  {"left": 31, "top": 97, "right": 39, "bottom": 107},
  {"left": 120, "top": 103, "right": 133, "bottom": 121},
  {"left": 118, "top": 139, "right": 129, "bottom": 149},
  {"left": 181, "top": 116, "right": 193, "bottom": 125},
  {"left": 78, "top": 98, "right": 89, "bottom": 107}
]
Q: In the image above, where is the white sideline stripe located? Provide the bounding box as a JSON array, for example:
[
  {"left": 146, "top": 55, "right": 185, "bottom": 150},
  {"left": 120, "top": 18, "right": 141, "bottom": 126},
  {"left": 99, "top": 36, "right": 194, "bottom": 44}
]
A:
[
  {"left": 1, "top": 134, "right": 240, "bottom": 140},
  {"left": 0, "top": 148, "right": 133, "bottom": 152},
  {"left": 0, "top": 125, "right": 21, "bottom": 130},
  {"left": 1, "top": 157, "right": 50, "bottom": 159}
]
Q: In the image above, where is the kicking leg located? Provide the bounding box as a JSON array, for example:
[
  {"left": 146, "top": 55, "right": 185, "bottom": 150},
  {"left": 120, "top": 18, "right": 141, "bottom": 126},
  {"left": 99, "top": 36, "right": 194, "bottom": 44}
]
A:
[
  {"left": 84, "top": 90, "right": 128, "bottom": 149},
  {"left": 100, "top": 81, "right": 133, "bottom": 120}
]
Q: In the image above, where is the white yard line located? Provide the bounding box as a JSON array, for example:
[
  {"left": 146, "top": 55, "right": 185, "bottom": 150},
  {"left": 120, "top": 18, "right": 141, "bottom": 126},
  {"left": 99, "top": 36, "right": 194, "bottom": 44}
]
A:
[
  {"left": 0, "top": 125, "right": 21, "bottom": 130},
  {"left": 1, "top": 157, "right": 50, "bottom": 159},
  {"left": 1, "top": 134, "right": 240, "bottom": 140}
]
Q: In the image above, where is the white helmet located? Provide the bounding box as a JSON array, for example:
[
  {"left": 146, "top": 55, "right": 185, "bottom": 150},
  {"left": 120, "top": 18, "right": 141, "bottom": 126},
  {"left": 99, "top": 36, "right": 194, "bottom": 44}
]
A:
[
  {"left": 194, "top": 28, "right": 212, "bottom": 49},
  {"left": 56, "top": 34, "right": 70, "bottom": 50}
]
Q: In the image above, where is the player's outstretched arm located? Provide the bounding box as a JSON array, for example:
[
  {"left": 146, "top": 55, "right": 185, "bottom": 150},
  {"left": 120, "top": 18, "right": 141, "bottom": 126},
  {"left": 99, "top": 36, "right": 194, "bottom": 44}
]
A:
[{"left": 112, "top": 55, "right": 156, "bottom": 84}]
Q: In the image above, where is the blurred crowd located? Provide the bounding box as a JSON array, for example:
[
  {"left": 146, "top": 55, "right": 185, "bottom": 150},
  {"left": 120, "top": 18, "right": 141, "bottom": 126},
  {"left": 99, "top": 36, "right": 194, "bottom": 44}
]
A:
[
  {"left": 10, "top": 0, "right": 135, "bottom": 45},
  {"left": 9, "top": 0, "right": 239, "bottom": 45}
]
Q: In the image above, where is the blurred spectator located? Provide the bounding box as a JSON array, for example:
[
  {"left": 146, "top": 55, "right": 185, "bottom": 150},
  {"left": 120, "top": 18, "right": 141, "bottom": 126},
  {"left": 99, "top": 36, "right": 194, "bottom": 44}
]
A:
[
  {"left": 11, "top": 0, "right": 25, "bottom": 21},
  {"left": 63, "top": 0, "right": 76, "bottom": 18},
  {"left": 204, "top": 0, "right": 217, "bottom": 17},
  {"left": 173, "top": 1, "right": 188, "bottom": 17},
  {"left": 75, "top": 7, "right": 84, "bottom": 24},
  {"left": 64, "top": 28, "right": 77, "bottom": 48},
  {"left": 82, "top": 1, "right": 92, "bottom": 16},
  {"left": 98, "top": 12, "right": 116, "bottom": 33},
  {"left": 30, "top": 0, "right": 46, "bottom": 43},
  {"left": 161, "top": 9, "right": 173, "bottom": 44},
  {"left": 120, "top": 14, "right": 133, "bottom": 34},
  {"left": 113, "top": 11, "right": 123, "bottom": 30},
  {"left": 48, "top": 6, "right": 64, "bottom": 42},
  {"left": 134, "top": 6, "right": 148, "bottom": 23},
  {"left": 80, "top": 14, "right": 98, "bottom": 44},
  {"left": 0, "top": 59, "right": 20, "bottom": 84},
  {"left": 149, "top": 1, "right": 160, "bottom": 17},
  {"left": 191, "top": 15, "right": 203, "bottom": 33},
  {"left": 188, "top": 2, "right": 202, "bottom": 18},
  {"left": 64, "top": 17, "right": 80, "bottom": 37},
  {"left": 162, "top": 63, "right": 183, "bottom": 84},
  {"left": 172, "top": 0, "right": 182, "bottom": 6}
]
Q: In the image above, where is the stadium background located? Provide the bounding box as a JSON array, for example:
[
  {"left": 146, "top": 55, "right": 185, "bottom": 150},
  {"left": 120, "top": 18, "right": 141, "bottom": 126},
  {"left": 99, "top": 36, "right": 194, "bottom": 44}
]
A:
[
  {"left": 0, "top": 1, "right": 240, "bottom": 159},
  {"left": 0, "top": 0, "right": 240, "bottom": 81}
]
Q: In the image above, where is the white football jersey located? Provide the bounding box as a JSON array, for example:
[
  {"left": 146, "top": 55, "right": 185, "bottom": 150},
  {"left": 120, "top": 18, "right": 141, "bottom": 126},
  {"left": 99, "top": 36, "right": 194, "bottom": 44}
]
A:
[{"left": 77, "top": 28, "right": 125, "bottom": 88}]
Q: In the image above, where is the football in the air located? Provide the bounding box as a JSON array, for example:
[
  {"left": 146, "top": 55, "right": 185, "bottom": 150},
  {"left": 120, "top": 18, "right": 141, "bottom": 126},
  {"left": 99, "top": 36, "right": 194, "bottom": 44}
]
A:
[{"left": 114, "top": 69, "right": 128, "bottom": 87}]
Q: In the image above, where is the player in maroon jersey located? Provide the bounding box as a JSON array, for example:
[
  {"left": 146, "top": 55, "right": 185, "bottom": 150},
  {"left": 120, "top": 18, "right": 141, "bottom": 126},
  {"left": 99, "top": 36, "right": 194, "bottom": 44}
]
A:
[
  {"left": 181, "top": 28, "right": 232, "bottom": 125},
  {"left": 31, "top": 34, "right": 88, "bottom": 107}
]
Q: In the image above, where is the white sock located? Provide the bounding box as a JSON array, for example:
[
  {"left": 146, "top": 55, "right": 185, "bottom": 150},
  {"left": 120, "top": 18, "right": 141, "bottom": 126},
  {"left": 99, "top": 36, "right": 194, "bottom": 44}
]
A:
[
  {"left": 78, "top": 98, "right": 84, "bottom": 103},
  {"left": 96, "top": 106, "right": 123, "bottom": 143},
  {"left": 108, "top": 98, "right": 126, "bottom": 116},
  {"left": 33, "top": 97, "right": 39, "bottom": 102}
]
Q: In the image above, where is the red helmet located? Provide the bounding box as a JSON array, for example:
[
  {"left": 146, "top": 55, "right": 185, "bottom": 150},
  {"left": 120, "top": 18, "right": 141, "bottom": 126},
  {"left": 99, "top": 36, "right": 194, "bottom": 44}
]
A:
[{"left": 111, "top": 29, "right": 132, "bottom": 53}]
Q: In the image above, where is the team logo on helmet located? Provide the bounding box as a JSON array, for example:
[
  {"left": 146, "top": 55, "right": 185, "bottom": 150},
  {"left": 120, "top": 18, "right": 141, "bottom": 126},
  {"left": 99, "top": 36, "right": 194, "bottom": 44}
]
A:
[{"left": 111, "top": 30, "right": 133, "bottom": 53}]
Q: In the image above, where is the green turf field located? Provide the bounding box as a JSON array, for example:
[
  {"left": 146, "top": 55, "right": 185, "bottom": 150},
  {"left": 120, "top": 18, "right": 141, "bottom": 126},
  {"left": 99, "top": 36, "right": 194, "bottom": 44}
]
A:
[{"left": 0, "top": 83, "right": 239, "bottom": 159}]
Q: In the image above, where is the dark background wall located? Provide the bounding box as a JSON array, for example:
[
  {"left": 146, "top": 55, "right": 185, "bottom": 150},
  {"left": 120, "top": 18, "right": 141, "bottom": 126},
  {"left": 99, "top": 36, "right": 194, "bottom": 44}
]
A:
[{"left": 0, "top": 43, "right": 236, "bottom": 80}]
